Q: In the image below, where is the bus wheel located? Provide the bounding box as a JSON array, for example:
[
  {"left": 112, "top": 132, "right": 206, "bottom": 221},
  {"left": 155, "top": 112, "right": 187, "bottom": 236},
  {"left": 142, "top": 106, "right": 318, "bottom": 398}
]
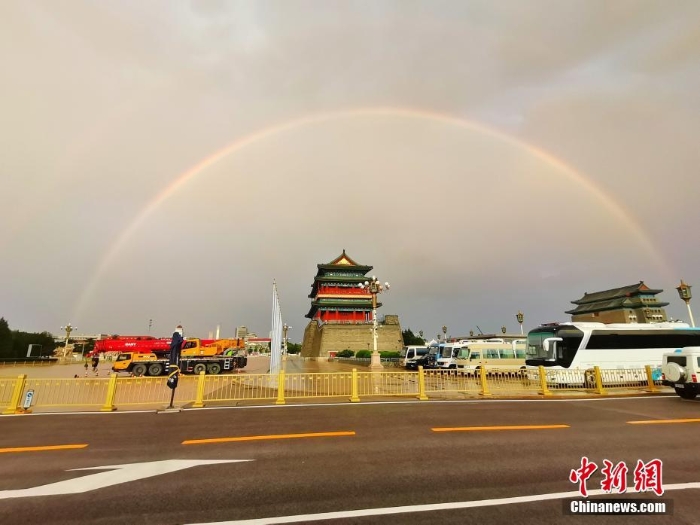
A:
[
  {"left": 147, "top": 363, "right": 163, "bottom": 376},
  {"left": 207, "top": 363, "right": 221, "bottom": 375},
  {"left": 193, "top": 363, "right": 207, "bottom": 375},
  {"left": 132, "top": 364, "right": 147, "bottom": 377}
]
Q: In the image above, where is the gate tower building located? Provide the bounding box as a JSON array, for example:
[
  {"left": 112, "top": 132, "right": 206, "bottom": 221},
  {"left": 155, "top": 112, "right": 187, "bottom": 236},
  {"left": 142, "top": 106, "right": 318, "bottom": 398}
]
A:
[{"left": 301, "top": 250, "right": 403, "bottom": 357}]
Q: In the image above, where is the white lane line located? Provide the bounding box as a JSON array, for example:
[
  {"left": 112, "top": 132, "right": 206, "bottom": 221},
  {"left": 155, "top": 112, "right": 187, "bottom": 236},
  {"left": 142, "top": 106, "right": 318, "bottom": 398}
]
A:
[{"left": 185, "top": 482, "right": 700, "bottom": 524}]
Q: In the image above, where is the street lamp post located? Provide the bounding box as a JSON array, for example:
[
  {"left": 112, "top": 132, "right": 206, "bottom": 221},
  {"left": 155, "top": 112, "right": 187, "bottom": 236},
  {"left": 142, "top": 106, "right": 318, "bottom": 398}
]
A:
[
  {"left": 442, "top": 325, "right": 447, "bottom": 342},
  {"left": 282, "top": 324, "right": 291, "bottom": 355},
  {"left": 516, "top": 311, "right": 524, "bottom": 335},
  {"left": 676, "top": 280, "right": 695, "bottom": 328},
  {"left": 359, "top": 275, "right": 390, "bottom": 370},
  {"left": 60, "top": 324, "right": 74, "bottom": 359}
]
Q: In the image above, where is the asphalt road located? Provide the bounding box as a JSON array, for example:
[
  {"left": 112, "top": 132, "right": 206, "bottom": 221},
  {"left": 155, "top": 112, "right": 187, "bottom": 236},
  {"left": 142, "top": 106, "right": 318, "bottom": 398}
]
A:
[{"left": 1, "top": 396, "right": 698, "bottom": 524}]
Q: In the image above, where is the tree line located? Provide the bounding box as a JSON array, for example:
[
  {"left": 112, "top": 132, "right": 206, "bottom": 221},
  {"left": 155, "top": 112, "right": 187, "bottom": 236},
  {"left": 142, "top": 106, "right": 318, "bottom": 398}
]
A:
[{"left": 0, "top": 318, "right": 57, "bottom": 359}]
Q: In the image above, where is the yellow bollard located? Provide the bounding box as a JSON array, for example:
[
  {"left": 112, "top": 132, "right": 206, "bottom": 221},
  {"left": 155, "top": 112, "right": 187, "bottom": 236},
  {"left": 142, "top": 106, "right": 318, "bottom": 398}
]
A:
[
  {"left": 192, "top": 371, "right": 206, "bottom": 408},
  {"left": 275, "top": 370, "right": 286, "bottom": 405},
  {"left": 593, "top": 366, "right": 607, "bottom": 395},
  {"left": 349, "top": 369, "right": 360, "bottom": 403},
  {"left": 538, "top": 366, "right": 552, "bottom": 396},
  {"left": 479, "top": 366, "right": 492, "bottom": 396},
  {"left": 3, "top": 375, "right": 27, "bottom": 415},
  {"left": 101, "top": 373, "right": 118, "bottom": 412},
  {"left": 645, "top": 365, "right": 658, "bottom": 393},
  {"left": 417, "top": 366, "right": 428, "bottom": 400}
]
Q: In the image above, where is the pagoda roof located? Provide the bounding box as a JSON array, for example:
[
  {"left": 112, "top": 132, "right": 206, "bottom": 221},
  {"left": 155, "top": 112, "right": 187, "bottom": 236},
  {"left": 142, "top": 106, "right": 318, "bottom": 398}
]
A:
[
  {"left": 314, "top": 276, "right": 369, "bottom": 282},
  {"left": 310, "top": 298, "right": 375, "bottom": 307},
  {"left": 316, "top": 249, "right": 373, "bottom": 273},
  {"left": 306, "top": 299, "right": 381, "bottom": 319},
  {"left": 571, "top": 281, "right": 664, "bottom": 305},
  {"left": 566, "top": 296, "right": 669, "bottom": 315}
]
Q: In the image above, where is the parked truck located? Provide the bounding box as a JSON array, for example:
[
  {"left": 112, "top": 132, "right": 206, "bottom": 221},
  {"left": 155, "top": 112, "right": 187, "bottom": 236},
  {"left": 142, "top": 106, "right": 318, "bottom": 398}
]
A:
[{"left": 112, "top": 338, "right": 247, "bottom": 376}]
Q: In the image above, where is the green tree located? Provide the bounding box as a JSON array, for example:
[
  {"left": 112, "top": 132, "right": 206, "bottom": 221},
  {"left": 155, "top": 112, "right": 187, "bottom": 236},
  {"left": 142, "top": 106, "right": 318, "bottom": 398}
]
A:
[
  {"left": 0, "top": 318, "right": 12, "bottom": 358},
  {"left": 402, "top": 328, "right": 425, "bottom": 346},
  {"left": 286, "top": 342, "right": 301, "bottom": 354},
  {"left": 12, "top": 330, "right": 57, "bottom": 358}
]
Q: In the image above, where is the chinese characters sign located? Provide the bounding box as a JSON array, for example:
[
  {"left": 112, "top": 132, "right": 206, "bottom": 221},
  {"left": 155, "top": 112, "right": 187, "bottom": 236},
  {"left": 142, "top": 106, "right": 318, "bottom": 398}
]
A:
[{"left": 569, "top": 457, "right": 663, "bottom": 497}]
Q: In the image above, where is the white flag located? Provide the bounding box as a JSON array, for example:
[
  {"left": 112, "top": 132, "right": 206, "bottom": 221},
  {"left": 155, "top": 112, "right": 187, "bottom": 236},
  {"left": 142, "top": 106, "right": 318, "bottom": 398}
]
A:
[{"left": 270, "top": 281, "right": 283, "bottom": 376}]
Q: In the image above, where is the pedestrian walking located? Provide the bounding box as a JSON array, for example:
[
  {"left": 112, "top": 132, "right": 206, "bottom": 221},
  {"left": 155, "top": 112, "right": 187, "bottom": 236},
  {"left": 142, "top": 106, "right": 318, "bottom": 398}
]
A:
[{"left": 92, "top": 355, "right": 100, "bottom": 376}]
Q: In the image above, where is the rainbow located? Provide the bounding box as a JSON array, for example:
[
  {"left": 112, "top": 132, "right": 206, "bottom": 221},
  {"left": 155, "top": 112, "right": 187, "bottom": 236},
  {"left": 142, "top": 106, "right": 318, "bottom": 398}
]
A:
[{"left": 72, "top": 106, "right": 670, "bottom": 321}]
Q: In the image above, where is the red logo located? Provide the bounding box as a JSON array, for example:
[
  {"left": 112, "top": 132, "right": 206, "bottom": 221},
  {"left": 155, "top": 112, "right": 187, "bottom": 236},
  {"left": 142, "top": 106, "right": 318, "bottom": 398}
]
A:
[{"left": 570, "top": 458, "right": 663, "bottom": 497}]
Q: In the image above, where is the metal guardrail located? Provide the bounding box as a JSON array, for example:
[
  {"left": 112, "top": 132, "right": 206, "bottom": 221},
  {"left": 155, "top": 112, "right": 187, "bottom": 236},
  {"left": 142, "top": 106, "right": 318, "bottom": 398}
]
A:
[
  {"left": 0, "top": 359, "right": 58, "bottom": 368},
  {"left": 0, "top": 365, "right": 670, "bottom": 414},
  {"left": 333, "top": 357, "right": 403, "bottom": 368},
  {"left": 0, "top": 377, "right": 16, "bottom": 406}
]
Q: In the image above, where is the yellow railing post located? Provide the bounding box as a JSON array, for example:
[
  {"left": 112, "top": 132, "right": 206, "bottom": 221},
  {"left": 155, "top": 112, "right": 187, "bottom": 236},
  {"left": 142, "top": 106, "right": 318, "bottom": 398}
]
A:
[
  {"left": 645, "top": 365, "right": 658, "bottom": 393},
  {"left": 538, "top": 366, "right": 552, "bottom": 396},
  {"left": 275, "top": 370, "right": 286, "bottom": 405},
  {"left": 417, "top": 366, "right": 428, "bottom": 400},
  {"left": 349, "top": 369, "right": 360, "bottom": 403},
  {"left": 3, "top": 375, "right": 27, "bottom": 414},
  {"left": 594, "top": 366, "right": 607, "bottom": 395},
  {"left": 192, "top": 371, "right": 206, "bottom": 408},
  {"left": 479, "top": 366, "right": 491, "bottom": 396},
  {"left": 101, "top": 373, "right": 118, "bottom": 412}
]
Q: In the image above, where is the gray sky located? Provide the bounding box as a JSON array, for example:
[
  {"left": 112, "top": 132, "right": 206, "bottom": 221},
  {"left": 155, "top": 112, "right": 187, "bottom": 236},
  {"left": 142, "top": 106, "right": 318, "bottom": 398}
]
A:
[{"left": 2, "top": 0, "right": 699, "bottom": 341}]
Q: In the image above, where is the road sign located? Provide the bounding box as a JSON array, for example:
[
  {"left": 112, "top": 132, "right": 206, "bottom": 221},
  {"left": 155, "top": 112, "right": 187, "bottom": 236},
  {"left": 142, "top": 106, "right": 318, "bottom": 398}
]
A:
[{"left": 22, "top": 390, "right": 34, "bottom": 410}]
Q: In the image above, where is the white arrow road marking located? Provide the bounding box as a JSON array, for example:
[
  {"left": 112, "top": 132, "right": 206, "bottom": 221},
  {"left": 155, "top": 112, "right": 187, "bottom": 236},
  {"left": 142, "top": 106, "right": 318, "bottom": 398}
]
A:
[
  {"left": 0, "top": 459, "right": 252, "bottom": 500},
  {"left": 185, "top": 482, "right": 700, "bottom": 524}
]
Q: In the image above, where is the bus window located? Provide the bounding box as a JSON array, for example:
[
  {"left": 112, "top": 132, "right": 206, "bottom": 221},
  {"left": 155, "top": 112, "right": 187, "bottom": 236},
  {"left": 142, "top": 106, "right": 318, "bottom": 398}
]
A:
[
  {"left": 470, "top": 351, "right": 481, "bottom": 360},
  {"left": 500, "top": 349, "right": 515, "bottom": 359},
  {"left": 515, "top": 349, "right": 527, "bottom": 359},
  {"left": 485, "top": 349, "right": 499, "bottom": 359},
  {"left": 457, "top": 348, "right": 469, "bottom": 359}
]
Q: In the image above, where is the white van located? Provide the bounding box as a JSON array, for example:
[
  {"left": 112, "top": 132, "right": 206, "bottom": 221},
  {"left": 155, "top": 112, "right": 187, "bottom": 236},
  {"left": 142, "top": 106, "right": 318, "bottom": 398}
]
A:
[
  {"left": 435, "top": 343, "right": 463, "bottom": 369},
  {"left": 401, "top": 346, "right": 429, "bottom": 367},
  {"left": 662, "top": 347, "right": 700, "bottom": 400}
]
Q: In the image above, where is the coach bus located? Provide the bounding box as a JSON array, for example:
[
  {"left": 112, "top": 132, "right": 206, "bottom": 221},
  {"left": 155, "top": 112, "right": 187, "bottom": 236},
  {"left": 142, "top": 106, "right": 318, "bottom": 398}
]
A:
[
  {"left": 444, "top": 340, "right": 527, "bottom": 371},
  {"left": 525, "top": 321, "right": 700, "bottom": 383}
]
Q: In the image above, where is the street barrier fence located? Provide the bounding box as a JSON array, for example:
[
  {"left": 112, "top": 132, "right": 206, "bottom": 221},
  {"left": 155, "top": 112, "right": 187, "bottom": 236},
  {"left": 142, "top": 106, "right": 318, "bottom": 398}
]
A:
[{"left": 1, "top": 365, "right": 668, "bottom": 414}]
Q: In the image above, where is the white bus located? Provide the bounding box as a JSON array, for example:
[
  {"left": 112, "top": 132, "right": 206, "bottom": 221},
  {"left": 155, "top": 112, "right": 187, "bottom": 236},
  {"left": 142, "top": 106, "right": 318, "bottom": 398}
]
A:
[
  {"left": 525, "top": 321, "right": 700, "bottom": 382},
  {"left": 451, "top": 340, "right": 527, "bottom": 371}
]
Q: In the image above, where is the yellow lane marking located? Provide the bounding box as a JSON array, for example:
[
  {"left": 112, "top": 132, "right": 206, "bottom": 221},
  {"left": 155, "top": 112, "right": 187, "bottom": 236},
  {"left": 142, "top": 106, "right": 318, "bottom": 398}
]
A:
[
  {"left": 432, "top": 425, "right": 570, "bottom": 432},
  {"left": 182, "top": 431, "right": 355, "bottom": 445},
  {"left": 628, "top": 418, "right": 700, "bottom": 425},
  {"left": 0, "top": 444, "right": 88, "bottom": 454}
]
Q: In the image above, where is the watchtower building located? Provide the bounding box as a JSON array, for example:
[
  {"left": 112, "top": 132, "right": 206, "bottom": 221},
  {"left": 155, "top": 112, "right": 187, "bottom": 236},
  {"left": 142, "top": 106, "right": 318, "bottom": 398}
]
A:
[
  {"left": 566, "top": 281, "right": 669, "bottom": 323},
  {"left": 301, "top": 250, "right": 403, "bottom": 357}
]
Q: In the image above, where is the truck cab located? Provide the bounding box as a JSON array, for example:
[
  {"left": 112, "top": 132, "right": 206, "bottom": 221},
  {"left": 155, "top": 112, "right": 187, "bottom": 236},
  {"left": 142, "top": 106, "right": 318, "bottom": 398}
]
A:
[{"left": 661, "top": 347, "right": 700, "bottom": 400}]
